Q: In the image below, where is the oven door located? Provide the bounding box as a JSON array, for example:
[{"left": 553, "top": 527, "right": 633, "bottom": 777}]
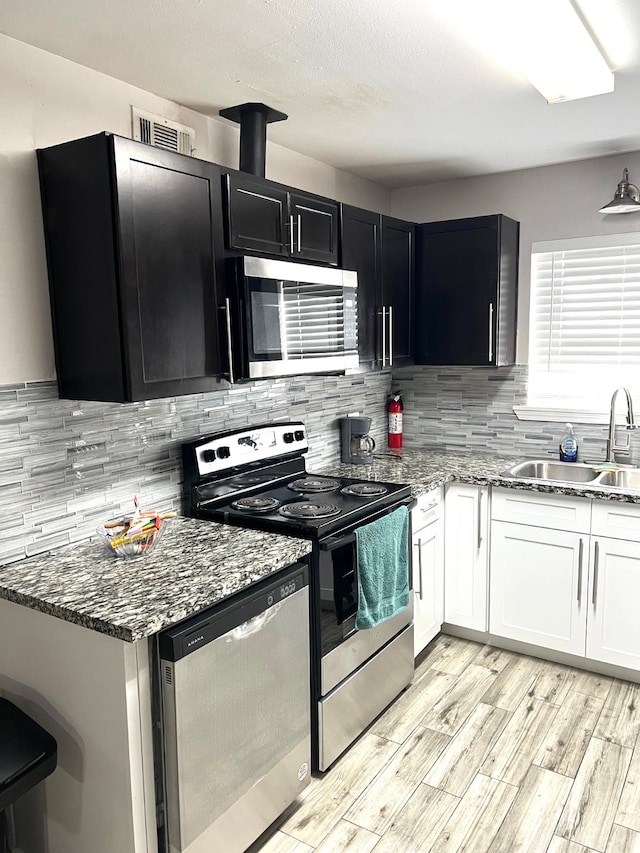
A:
[
  {"left": 240, "top": 256, "right": 359, "bottom": 379},
  {"left": 316, "top": 499, "right": 415, "bottom": 696}
]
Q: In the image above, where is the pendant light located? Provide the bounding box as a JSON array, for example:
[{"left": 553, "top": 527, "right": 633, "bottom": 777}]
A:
[{"left": 599, "top": 169, "right": 640, "bottom": 214}]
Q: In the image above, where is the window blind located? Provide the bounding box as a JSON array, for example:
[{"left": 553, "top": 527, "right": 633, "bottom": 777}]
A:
[{"left": 529, "top": 233, "right": 640, "bottom": 408}]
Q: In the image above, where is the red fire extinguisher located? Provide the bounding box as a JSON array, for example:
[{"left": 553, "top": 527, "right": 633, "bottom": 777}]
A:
[{"left": 388, "top": 393, "right": 403, "bottom": 449}]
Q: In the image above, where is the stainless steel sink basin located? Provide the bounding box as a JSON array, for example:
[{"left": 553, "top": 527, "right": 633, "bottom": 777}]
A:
[
  {"left": 502, "top": 460, "right": 600, "bottom": 484},
  {"left": 595, "top": 469, "right": 640, "bottom": 490},
  {"left": 502, "top": 459, "right": 640, "bottom": 490}
]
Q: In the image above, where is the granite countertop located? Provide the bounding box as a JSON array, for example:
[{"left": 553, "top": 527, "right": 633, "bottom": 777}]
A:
[
  {"left": 4, "top": 447, "right": 640, "bottom": 644},
  {"left": 322, "top": 447, "right": 640, "bottom": 504},
  {"left": 321, "top": 448, "right": 514, "bottom": 496},
  {"left": 0, "top": 517, "right": 311, "bottom": 642}
]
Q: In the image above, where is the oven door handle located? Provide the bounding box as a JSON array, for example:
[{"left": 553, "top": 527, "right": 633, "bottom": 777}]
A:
[
  {"left": 319, "top": 533, "right": 356, "bottom": 551},
  {"left": 318, "top": 497, "right": 417, "bottom": 550}
]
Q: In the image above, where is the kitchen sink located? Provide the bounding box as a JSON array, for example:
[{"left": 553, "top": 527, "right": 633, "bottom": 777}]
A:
[
  {"left": 502, "top": 459, "right": 640, "bottom": 491},
  {"left": 594, "top": 469, "right": 640, "bottom": 490},
  {"left": 502, "top": 460, "right": 600, "bottom": 484}
]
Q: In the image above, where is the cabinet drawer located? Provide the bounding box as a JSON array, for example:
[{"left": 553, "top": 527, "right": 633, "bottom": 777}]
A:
[
  {"left": 412, "top": 488, "right": 442, "bottom": 533},
  {"left": 592, "top": 499, "right": 640, "bottom": 542},
  {"left": 492, "top": 487, "right": 591, "bottom": 533}
]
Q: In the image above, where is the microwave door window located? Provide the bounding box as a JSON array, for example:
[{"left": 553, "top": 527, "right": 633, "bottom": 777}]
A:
[
  {"left": 244, "top": 263, "right": 358, "bottom": 376},
  {"left": 249, "top": 282, "right": 283, "bottom": 361},
  {"left": 283, "top": 283, "right": 346, "bottom": 359}
]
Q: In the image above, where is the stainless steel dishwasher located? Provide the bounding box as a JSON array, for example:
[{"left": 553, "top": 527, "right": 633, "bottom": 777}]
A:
[{"left": 158, "top": 562, "right": 310, "bottom": 853}]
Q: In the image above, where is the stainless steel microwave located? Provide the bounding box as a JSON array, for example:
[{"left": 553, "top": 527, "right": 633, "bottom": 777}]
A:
[{"left": 225, "top": 256, "right": 359, "bottom": 380}]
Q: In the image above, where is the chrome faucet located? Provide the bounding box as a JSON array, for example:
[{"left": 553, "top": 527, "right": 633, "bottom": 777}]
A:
[{"left": 606, "top": 387, "right": 638, "bottom": 462}]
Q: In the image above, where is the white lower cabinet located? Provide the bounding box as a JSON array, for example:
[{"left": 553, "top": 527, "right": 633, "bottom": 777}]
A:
[
  {"left": 490, "top": 488, "right": 640, "bottom": 671},
  {"left": 411, "top": 489, "right": 444, "bottom": 656},
  {"left": 490, "top": 521, "right": 588, "bottom": 656},
  {"left": 444, "top": 483, "right": 489, "bottom": 631},
  {"left": 585, "top": 536, "right": 640, "bottom": 669}
]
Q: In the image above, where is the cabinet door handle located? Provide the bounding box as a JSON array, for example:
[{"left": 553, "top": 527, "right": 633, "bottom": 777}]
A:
[
  {"left": 421, "top": 502, "right": 438, "bottom": 514},
  {"left": 381, "top": 306, "right": 387, "bottom": 367},
  {"left": 488, "top": 302, "right": 494, "bottom": 363},
  {"left": 388, "top": 305, "right": 394, "bottom": 367},
  {"left": 289, "top": 214, "right": 295, "bottom": 254},
  {"left": 592, "top": 541, "right": 599, "bottom": 606},
  {"left": 297, "top": 214, "right": 301, "bottom": 253},
  {"left": 220, "top": 297, "right": 235, "bottom": 384},
  {"left": 577, "top": 537, "right": 584, "bottom": 603},
  {"left": 477, "top": 488, "right": 483, "bottom": 549},
  {"left": 414, "top": 539, "right": 424, "bottom": 600}
]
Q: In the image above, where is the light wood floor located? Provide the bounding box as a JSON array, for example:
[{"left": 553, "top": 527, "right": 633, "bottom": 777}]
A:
[{"left": 254, "top": 635, "right": 640, "bottom": 853}]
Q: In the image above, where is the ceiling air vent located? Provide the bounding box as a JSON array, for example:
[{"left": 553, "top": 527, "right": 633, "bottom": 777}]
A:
[{"left": 131, "top": 107, "right": 196, "bottom": 156}]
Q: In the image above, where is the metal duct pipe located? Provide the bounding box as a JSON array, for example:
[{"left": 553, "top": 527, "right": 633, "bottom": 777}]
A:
[{"left": 219, "top": 102, "right": 288, "bottom": 178}]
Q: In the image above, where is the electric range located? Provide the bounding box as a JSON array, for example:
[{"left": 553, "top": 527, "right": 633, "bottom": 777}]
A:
[{"left": 181, "top": 422, "right": 415, "bottom": 771}]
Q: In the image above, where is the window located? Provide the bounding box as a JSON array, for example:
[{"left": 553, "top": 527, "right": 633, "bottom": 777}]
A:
[{"left": 527, "top": 232, "right": 640, "bottom": 415}]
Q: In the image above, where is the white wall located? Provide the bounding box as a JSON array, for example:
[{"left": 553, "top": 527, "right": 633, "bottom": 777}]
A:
[
  {"left": 390, "top": 152, "right": 640, "bottom": 361},
  {"left": 0, "top": 598, "right": 156, "bottom": 853},
  {"left": 8, "top": 29, "right": 638, "bottom": 383},
  {"left": 0, "top": 34, "right": 390, "bottom": 385}
]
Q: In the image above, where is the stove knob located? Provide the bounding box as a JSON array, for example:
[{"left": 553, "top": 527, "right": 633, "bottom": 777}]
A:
[
  {"left": 202, "top": 449, "right": 216, "bottom": 463},
  {"left": 294, "top": 430, "right": 304, "bottom": 441},
  {"left": 283, "top": 432, "right": 294, "bottom": 443},
  {"left": 217, "top": 446, "right": 231, "bottom": 459}
]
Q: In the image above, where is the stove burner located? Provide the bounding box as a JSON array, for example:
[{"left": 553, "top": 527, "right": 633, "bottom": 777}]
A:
[
  {"left": 231, "top": 496, "right": 281, "bottom": 513},
  {"left": 341, "top": 482, "right": 389, "bottom": 498},
  {"left": 288, "top": 477, "right": 340, "bottom": 494},
  {"left": 231, "top": 473, "right": 279, "bottom": 487},
  {"left": 279, "top": 502, "right": 341, "bottom": 520}
]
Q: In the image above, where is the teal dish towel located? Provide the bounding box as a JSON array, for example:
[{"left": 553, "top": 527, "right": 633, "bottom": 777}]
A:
[{"left": 355, "top": 505, "right": 410, "bottom": 630}]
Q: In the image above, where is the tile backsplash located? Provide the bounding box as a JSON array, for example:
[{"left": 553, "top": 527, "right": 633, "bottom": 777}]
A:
[
  {"left": 0, "top": 373, "right": 390, "bottom": 565},
  {"left": 393, "top": 364, "right": 640, "bottom": 462},
  {"left": 6, "top": 363, "right": 638, "bottom": 566}
]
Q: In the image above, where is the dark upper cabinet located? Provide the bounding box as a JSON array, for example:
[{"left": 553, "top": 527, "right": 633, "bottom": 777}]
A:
[
  {"left": 38, "top": 133, "right": 229, "bottom": 403},
  {"left": 340, "top": 205, "right": 381, "bottom": 364},
  {"left": 414, "top": 214, "right": 519, "bottom": 366},
  {"left": 381, "top": 216, "right": 414, "bottom": 366},
  {"left": 340, "top": 206, "right": 414, "bottom": 368},
  {"left": 289, "top": 192, "right": 339, "bottom": 264},
  {"left": 224, "top": 173, "right": 289, "bottom": 257},
  {"left": 225, "top": 172, "right": 339, "bottom": 265}
]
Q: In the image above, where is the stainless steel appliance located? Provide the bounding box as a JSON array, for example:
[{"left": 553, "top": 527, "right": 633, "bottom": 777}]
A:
[
  {"left": 225, "top": 256, "right": 359, "bottom": 380},
  {"left": 158, "top": 563, "right": 310, "bottom": 853},
  {"left": 182, "top": 422, "right": 415, "bottom": 772},
  {"left": 340, "top": 415, "right": 376, "bottom": 465}
]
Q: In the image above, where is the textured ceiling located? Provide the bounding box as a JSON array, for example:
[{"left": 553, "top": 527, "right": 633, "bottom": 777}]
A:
[{"left": 1, "top": 0, "right": 640, "bottom": 187}]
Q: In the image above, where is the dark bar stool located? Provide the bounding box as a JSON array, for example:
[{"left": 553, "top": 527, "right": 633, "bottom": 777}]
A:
[{"left": 0, "top": 699, "right": 57, "bottom": 853}]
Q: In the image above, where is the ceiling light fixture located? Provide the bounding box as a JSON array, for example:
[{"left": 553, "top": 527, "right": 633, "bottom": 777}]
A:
[
  {"left": 515, "top": 0, "right": 614, "bottom": 103},
  {"left": 599, "top": 169, "right": 640, "bottom": 215},
  {"left": 445, "top": 0, "right": 614, "bottom": 104}
]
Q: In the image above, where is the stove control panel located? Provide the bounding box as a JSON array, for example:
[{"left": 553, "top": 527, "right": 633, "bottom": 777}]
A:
[{"left": 194, "top": 423, "right": 308, "bottom": 477}]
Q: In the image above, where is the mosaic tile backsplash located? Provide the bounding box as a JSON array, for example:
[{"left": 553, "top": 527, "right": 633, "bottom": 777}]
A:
[
  {"left": 0, "top": 373, "right": 390, "bottom": 565},
  {"left": 5, "top": 364, "right": 636, "bottom": 566},
  {"left": 392, "top": 364, "right": 640, "bottom": 463}
]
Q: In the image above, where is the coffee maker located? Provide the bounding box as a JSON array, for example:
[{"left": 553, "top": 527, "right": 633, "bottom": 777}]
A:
[{"left": 340, "top": 416, "right": 376, "bottom": 465}]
